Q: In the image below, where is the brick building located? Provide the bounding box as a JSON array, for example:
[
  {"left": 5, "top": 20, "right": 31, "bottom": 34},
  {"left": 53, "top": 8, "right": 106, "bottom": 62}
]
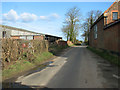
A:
[{"left": 89, "top": 0, "right": 120, "bottom": 56}]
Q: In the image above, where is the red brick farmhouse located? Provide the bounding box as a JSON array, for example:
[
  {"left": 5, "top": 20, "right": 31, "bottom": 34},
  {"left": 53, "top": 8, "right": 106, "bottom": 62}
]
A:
[{"left": 89, "top": 0, "right": 120, "bottom": 56}]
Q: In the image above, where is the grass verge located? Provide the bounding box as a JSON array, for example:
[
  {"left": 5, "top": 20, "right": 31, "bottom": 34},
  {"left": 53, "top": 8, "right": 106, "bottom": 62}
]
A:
[
  {"left": 2, "top": 52, "right": 53, "bottom": 80},
  {"left": 87, "top": 46, "right": 120, "bottom": 67}
]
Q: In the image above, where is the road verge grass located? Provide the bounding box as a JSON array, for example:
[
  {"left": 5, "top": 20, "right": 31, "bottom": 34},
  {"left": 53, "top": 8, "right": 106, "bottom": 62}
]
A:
[
  {"left": 2, "top": 52, "right": 53, "bottom": 80},
  {"left": 87, "top": 46, "right": 120, "bottom": 67}
]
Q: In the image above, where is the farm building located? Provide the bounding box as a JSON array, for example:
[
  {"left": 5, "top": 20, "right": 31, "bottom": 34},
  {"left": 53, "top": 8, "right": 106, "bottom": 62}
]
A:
[
  {"left": 0, "top": 25, "right": 62, "bottom": 42},
  {"left": 0, "top": 25, "right": 44, "bottom": 40}
]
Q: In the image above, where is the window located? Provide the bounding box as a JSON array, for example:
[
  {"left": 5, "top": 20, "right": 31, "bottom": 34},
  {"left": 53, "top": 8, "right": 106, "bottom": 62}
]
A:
[
  {"left": 94, "top": 24, "right": 97, "bottom": 39},
  {"left": 2, "top": 31, "right": 6, "bottom": 38},
  {"left": 112, "top": 12, "right": 118, "bottom": 20},
  {"left": 105, "top": 17, "right": 108, "bottom": 25}
]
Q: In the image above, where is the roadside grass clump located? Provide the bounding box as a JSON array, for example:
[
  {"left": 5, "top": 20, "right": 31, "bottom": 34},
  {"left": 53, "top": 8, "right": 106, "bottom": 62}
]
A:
[
  {"left": 33, "top": 52, "right": 53, "bottom": 64},
  {"left": 87, "top": 46, "right": 120, "bottom": 67}
]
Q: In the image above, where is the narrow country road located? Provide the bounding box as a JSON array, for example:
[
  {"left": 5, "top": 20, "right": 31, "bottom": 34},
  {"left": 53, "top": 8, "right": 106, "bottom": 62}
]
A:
[{"left": 16, "top": 46, "right": 119, "bottom": 88}]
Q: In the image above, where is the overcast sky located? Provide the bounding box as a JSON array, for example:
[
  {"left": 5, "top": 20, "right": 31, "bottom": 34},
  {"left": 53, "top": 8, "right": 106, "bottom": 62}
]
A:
[{"left": 1, "top": 2, "right": 113, "bottom": 40}]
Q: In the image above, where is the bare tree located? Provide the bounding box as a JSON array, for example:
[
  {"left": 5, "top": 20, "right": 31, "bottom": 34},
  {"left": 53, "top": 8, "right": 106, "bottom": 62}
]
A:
[
  {"left": 62, "top": 7, "right": 81, "bottom": 43},
  {"left": 81, "top": 21, "right": 89, "bottom": 41},
  {"left": 82, "top": 10, "right": 102, "bottom": 43}
]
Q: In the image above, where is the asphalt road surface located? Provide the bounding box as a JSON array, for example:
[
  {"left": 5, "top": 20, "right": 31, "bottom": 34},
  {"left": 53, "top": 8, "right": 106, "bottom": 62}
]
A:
[{"left": 16, "top": 46, "right": 119, "bottom": 88}]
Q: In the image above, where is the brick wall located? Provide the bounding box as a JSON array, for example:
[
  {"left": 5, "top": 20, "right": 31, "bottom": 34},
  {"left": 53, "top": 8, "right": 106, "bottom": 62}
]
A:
[
  {"left": 104, "top": 21, "right": 120, "bottom": 53},
  {"left": 89, "top": 19, "right": 120, "bottom": 55},
  {"left": 96, "top": 17, "right": 104, "bottom": 49},
  {"left": 89, "top": 28, "right": 95, "bottom": 47},
  {"left": 57, "top": 41, "right": 67, "bottom": 46},
  {"left": 104, "top": 1, "right": 120, "bottom": 25},
  {"left": 34, "top": 35, "right": 44, "bottom": 40},
  {"left": 119, "top": 20, "right": 120, "bottom": 54},
  {"left": 89, "top": 17, "right": 104, "bottom": 49},
  {"left": 119, "top": 1, "right": 120, "bottom": 19},
  {"left": 11, "top": 36, "right": 20, "bottom": 39},
  {"left": 89, "top": 30, "right": 97, "bottom": 48}
]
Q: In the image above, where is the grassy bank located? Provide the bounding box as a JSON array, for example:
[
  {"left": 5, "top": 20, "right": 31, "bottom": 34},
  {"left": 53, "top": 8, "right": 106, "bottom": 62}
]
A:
[
  {"left": 87, "top": 46, "right": 120, "bottom": 67},
  {"left": 2, "top": 45, "right": 69, "bottom": 81}
]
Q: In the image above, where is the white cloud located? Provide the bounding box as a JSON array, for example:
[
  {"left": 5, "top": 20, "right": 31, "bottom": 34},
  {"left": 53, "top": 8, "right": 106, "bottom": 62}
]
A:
[
  {"left": 3, "top": 9, "right": 19, "bottom": 22},
  {"left": 39, "top": 13, "right": 60, "bottom": 21},
  {"left": 40, "top": 16, "right": 48, "bottom": 20},
  {"left": 3, "top": 9, "right": 60, "bottom": 23},
  {"left": 20, "top": 13, "right": 38, "bottom": 22},
  {"left": 50, "top": 13, "right": 60, "bottom": 19}
]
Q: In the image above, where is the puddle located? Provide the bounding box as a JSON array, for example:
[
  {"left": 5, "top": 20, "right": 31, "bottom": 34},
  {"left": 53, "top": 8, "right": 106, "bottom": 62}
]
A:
[
  {"left": 2, "top": 60, "right": 54, "bottom": 88},
  {"left": 47, "top": 65, "right": 57, "bottom": 67},
  {"left": 24, "top": 61, "right": 54, "bottom": 77}
]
